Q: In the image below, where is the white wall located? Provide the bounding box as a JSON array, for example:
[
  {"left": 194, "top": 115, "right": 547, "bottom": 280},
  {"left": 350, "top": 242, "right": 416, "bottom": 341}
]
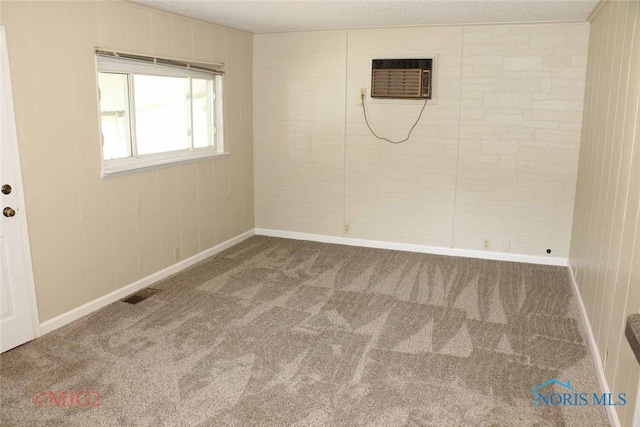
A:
[
  {"left": 345, "top": 27, "right": 462, "bottom": 247},
  {"left": 569, "top": 1, "right": 640, "bottom": 425},
  {"left": 254, "top": 22, "right": 589, "bottom": 258},
  {"left": 254, "top": 31, "right": 346, "bottom": 235},
  {"left": 456, "top": 24, "right": 588, "bottom": 256}
]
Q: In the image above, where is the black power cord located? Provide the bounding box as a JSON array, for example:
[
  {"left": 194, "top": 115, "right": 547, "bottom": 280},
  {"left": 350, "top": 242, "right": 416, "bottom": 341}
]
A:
[{"left": 360, "top": 93, "right": 428, "bottom": 144}]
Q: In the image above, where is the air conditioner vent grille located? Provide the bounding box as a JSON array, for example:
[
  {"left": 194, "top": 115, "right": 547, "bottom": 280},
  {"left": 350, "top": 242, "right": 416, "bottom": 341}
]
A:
[
  {"left": 372, "top": 69, "right": 422, "bottom": 98},
  {"left": 371, "top": 58, "right": 432, "bottom": 99}
]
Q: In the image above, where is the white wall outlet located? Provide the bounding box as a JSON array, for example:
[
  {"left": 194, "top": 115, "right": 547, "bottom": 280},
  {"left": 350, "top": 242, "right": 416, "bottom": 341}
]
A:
[
  {"left": 482, "top": 239, "right": 490, "bottom": 250},
  {"left": 174, "top": 246, "right": 181, "bottom": 260},
  {"left": 357, "top": 88, "right": 366, "bottom": 106},
  {"left": 344, "top": 224, "right": 350, "bottom": 234}
]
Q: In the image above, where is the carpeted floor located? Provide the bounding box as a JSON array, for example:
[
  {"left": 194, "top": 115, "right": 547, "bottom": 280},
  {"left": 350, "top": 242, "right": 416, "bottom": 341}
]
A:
[{"left": 0, "top": 236, "right": 609, "bottom": 426}]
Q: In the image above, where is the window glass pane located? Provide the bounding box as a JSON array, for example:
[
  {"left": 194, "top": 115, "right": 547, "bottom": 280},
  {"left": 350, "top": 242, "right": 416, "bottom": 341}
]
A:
[
  {"left": 134, "top": 75, "right": 189, "bottom": 155},
  {"left": 98, "top": 73, "right": 131, "bottom": 160},
  {"left": 192, "top": 78, "right": 215, "bottom": 149}
]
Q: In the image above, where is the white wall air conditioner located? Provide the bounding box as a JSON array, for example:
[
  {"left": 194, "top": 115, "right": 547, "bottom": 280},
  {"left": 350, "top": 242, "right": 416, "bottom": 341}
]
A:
[{"left": 371, "top": 58, "right": 432, "bottom": 99}]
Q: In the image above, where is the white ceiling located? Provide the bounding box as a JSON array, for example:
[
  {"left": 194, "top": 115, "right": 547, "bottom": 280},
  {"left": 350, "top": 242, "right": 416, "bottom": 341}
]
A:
[{"left": 134, "top": 0, "right": 599, "bottom": 34}]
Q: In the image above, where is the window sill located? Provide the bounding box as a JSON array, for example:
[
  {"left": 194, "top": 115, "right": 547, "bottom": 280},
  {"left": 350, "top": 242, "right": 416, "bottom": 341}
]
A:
[{"left": 101, "top": 150, "right": 229, "bottom": 178}]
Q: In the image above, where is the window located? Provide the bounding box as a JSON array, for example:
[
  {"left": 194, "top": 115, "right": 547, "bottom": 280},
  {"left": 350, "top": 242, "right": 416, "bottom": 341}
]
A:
[{"left": 96, "top": 52, "right": 225, "bottom": 177}]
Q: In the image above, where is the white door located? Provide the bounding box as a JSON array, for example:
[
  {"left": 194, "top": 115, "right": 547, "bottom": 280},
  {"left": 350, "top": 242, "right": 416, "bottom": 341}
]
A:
[{"left": 0, "top": 26, "right": 38, "bottom": 353}]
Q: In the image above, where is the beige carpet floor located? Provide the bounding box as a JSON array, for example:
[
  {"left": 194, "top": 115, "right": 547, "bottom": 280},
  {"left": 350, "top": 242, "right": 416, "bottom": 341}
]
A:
[{"left": 0, "top": 236, "right": 609, "bottom": 426}]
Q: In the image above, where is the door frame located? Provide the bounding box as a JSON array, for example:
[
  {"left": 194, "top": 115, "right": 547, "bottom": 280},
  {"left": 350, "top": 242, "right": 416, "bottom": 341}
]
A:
[{"left": 1, "top": 25, "right": 40, "bottom": 346}]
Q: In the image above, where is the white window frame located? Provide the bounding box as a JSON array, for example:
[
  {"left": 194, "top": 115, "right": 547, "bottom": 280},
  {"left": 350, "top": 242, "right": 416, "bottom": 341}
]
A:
[{"left": 96, "top": 55, "right": 226, "bottom": 178}]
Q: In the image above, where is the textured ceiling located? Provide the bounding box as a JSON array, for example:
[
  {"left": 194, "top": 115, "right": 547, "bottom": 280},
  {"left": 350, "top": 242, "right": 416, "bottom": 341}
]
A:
[{"left": 134, "top": 0, "right": 599, "bottom": 33}]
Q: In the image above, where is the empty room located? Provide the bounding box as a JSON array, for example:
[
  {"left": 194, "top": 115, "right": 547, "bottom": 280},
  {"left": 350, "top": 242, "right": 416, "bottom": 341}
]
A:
[{"left": 0, "top": 0, "right": 638, "bottom": 425}]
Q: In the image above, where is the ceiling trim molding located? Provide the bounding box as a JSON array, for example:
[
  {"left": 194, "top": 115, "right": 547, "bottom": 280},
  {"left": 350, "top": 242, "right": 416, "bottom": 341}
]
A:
[
  {"left": 255, "top": 19, "right": 589, "bottom": 35},
  {"left": 133, "top": 0, "right": 598, "bottom": 34},
  {"left": 587, "top": 0, "right": 609, "bottom": 22}
]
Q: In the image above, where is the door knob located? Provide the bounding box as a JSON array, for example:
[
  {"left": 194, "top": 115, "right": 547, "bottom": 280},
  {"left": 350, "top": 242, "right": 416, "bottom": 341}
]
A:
[
  {"left": 3, "top": 207, "right": 16, "bottom": 217},
  {"left": 1, "top": 184, "right": 11, "bottom": 195}
]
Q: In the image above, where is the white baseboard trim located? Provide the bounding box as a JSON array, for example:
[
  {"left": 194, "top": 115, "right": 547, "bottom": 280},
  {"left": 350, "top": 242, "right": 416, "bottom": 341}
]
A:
[
  {"left": 254, "top": 228, "right": 568, "bottom": 266},
  {"left": 567, "top": 263, "right": 620, "bottom": 427},
  {"left": 39, "top": 229, "right": 255, "bottom": 335}
]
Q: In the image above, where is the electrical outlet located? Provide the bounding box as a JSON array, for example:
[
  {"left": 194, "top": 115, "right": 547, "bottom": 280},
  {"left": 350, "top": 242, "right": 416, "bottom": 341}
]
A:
[
  {"left": 357, "top": 88, "right": 366, "bottom": 106},
  {"left": 482, "top": 239, "right": 490, "bottom": 250},
  {"left": 344, "top": 224, "right": 350, "bottom": 234},
  {"left": 174, "top": 246, "right": 181, "bottom": 260}
]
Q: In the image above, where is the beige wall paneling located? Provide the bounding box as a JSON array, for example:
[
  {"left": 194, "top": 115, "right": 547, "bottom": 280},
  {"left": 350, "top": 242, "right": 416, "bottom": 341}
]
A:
[
  {"left": 0, "top": 1, "right": 254, "bottom": 322},
  {"left": 150, "top": 10, "right": 173, "bottom": 58},
  {"left": 172, "top": 16, "right": 193, "bottom": 59},
  {"left": 125, "top": 4, "right": 152, "bottom": 54},
  {"left": 134, "top": 171, "right": 162, "bottom": 278},
  {"left": 178, "top": 163, "right": 200, "bottom": 259},
  {"left": 157, "top": 167, "right": 181, "bottom": 268},
  {"left": 226, "top": 29, "right": 253, "bottom": 237},
  {"left": 569, "top": 1, "right": 640, "bottom": 425}
]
